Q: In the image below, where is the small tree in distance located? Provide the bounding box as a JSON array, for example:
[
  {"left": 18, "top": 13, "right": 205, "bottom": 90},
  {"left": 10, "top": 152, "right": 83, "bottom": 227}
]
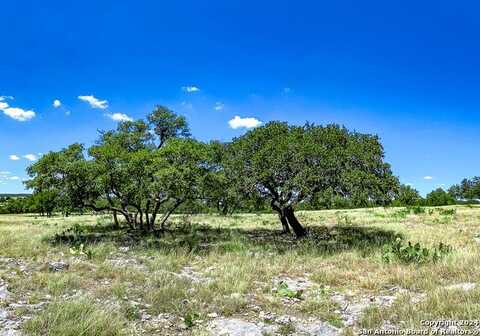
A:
[
  {"left": 426, "top": 188, "right": 456, "bottom": 206},
  {"left": 392, "top": 184, "right": 423, "bottom": 206}
]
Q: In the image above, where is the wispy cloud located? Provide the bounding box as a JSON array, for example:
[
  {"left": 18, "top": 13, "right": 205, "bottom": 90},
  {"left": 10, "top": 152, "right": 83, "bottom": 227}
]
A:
[
  {"left": 182, "top": 86, "right": 200, "bottom": 93},
  {"left": 0, "top": 96, "right": 36, "bottom": 122},
  {"left": 228, "top": 116, "right": 262, "bottom": 129},
  {"left": 106, "top": 113, "right": 133, "bottom": 122},
  {"left": 9, "top": 155, "right": 20, "bottom": 161},
  {"left": 283, "top": 87, "right": 292, "bottom": 94},
  {"left": 180, "top": 101, "right": 194, "bottom": 110},
  {"left": 424, "top": 176, "right": 433, "bottom": 180},
  {"left": 0, "top": 171, "right": 22, "bottom": 183},
  {"left": 78, "top": 95, "right": 108, "bottom": 109},
  {"left": 53, "top": 99, "right": 62, "bottom": 108},
  {"left": 214, "top": 102, "right": 224, "bottom": 111},
  {"left": 23, "top": 154, "right": 38, "bottom": 161}
]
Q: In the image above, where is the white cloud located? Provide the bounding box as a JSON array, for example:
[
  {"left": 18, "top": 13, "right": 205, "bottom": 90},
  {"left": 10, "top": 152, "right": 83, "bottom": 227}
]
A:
[
  {"left": 9, "top": 155, "right": 20, "bottom": 161},
  {"left": 23, "top": 154, "right": 38, "bottom": 161},
  {"left": 424, "top": 176, "right": 433, "bottom": 180},
  {"left": 0, "top": 97, "right": 36, "bottom": 121},
  {"left": 53, "top": 99, "right": 62, "bottom": 108},
  {"left": 0, "top": 96, "right": 35, "bottom": 121},
  {"left": 214, "top": 102, "right": 224, "bottom": 111},
  {"left": 106, "top": 113, "right": 133, "bottom": 122},
  {"left": 228, "top": 116, "right": 262, "bottom": 129},
  {"left": 9, "top": 176, "right": 20, "bottom": 180},
  {"left": 2, "top": 107, "right": 36, "bottom": 121},
  {"left": 182, "top": 86, "right": 200, "bottom": 93},
  {"left": 78, "top": 95, "right": 108, "bottom": 109}
]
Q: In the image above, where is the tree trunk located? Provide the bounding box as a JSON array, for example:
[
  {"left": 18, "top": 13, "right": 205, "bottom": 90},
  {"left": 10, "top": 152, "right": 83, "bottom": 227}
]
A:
[
  {"left": 279, "top": 213, "right": 291, "bottom": 234},
  {"left": 159, "top": 199, "right": 183, "bottom": 230},
  {"left": 112, "top": 210, "right": 119, "bottom": 229},
  {"left": 270, "top": 200, "right": 291, "bottom": 234},
  {"left": 284, "top": 207, "right": 306, "bottom": 238}
]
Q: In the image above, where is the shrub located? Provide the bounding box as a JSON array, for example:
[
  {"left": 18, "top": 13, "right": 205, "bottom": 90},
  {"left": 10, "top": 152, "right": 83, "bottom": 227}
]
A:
[
  {"left": 438, "top": 208, "right": 456, "bottom": 216},
  {"left": 382, "top": 238, "right": 452, "bottom": 264},
  {"left": 408, "top": 206, "right": 426, "bottom": 215},
  {"left": 275, "top": 282, "right": 303, "bottom": 299}
]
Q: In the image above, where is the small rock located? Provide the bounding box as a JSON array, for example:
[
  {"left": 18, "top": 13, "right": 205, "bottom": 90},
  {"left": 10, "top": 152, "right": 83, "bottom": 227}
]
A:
[
  {"left": 47, "top": 261, "right": 69, "bottom": 272},
  {"left": 297, "top": 321, "right": 341, "bottom": 336},
  {"left": 0, "top": 284, "right": 10, "bottom": 300},
  {"left": 230, "top": 293, "right": 242, "bottom": 300},
  {"left": 119, "top": 246, "right": 130, "bottom": 253},
  {"left": 272, "top": 276, "right": 313, "bottom": 292},
  {"left": 209, "top": 318, "right": 275, "bottom": 336},
  {"left": 259, "top": 311, "right": 274, "bottom": 322},
  {"left": 275, "top": 315, "right": 293, "bottom": 325},
  {"left": 208, "top": 312, "right": 219, "bottom": 318},
  {"left": 445, "top": 283, "right": 476, "bottom": 291}
]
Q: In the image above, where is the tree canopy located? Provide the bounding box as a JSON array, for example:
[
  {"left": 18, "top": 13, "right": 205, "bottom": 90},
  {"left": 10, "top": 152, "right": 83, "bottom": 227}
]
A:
[
  {"left": 425, "top": 188, "right": 456, "bottom": 206},
  {"left": 448, "top": 177, "right": 480, "bottom": 201},
  {"left": 26, "top": 106, "right": 213, "bottom": 231},
  {"left": 224, "top": 121, "right": 398, "bottom": 237},
  {"left": 25, "top": 108, "right": 400, "bottom": 237}
]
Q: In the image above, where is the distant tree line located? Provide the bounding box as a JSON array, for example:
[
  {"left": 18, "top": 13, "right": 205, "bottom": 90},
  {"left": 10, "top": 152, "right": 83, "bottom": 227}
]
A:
[
  {"left": 448, "top": 177, "right": 480, "bottom": 202},
  {"left": 0, "top": 192, "right": 62, "bottom": 216},
  {"left": 391, "top": 182, "right": 479, "bottom": 207}
]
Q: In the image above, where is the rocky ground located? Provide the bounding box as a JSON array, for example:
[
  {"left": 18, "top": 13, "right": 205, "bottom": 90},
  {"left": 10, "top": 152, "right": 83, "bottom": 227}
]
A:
[{"left": 2, "top": 251, "right": 477, "bottom": 336}]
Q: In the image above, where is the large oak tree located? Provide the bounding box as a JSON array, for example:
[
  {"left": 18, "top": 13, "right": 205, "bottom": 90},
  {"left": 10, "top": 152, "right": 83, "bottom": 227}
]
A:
[
  {"left": 224, "top": 121, "right": 398, "bottom": 238},
  {"left": 26, "top": 106, "right": 213, "bottom": 231}
]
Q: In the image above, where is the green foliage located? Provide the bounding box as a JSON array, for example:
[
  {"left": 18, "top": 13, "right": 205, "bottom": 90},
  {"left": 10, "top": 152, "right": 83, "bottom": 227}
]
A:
[
  {"left": 382, "top": 238, "right": 452, "bottom": 264},
  {"left": 449, "top": 176, "right": 480, "bottom": 201},
  {"left": 392, "top": 184, "right": 423, "bottom": 206},
  {"left": 275, "top": 282, "right": 303, "bottom": 299},
  {"left": 26, "top": 107, "right": 215, "bottom": 230},
  {"left": 438, "top": 208, "right": 456, "bottom": 216},
  {"left": 225, "top": 121, "right": 398, "bottom": 236},
  {"left": 409, "top": 206, "right": 426, "bottom": 214},
  {"left": 69, "top": 243, "right": 95, "bottom": 259},
  {"left": 147, "top": 105, "right": 191, "bottom": 147},
  {"left": 425, "top": 188, "right": 456, "bottom": 206},
  {"left": 183, "top": 312, "right": 200, "bottom": 328}
]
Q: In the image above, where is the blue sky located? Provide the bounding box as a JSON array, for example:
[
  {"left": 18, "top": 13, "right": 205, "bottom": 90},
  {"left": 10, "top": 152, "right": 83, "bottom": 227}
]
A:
[{"left": 1, "top": 1, "right": 479, "bottom": 195}]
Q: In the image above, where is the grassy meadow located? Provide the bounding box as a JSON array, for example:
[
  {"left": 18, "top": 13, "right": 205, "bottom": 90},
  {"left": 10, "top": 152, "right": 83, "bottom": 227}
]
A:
[{"left": 1, "top": 205, "right": 480, "bottom": 335}]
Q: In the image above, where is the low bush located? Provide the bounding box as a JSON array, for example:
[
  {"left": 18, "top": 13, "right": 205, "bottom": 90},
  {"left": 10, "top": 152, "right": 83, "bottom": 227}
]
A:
[{"left": 382, "top": 238, "right": 452, "bottom": 264}]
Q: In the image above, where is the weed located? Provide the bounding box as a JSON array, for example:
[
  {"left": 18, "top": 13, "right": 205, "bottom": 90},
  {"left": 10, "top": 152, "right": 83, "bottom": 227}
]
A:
[
  {"left": 408, "top": 206, "right": 426, "bottom": 215},
  {"left": 275, "top": 282, "right": 303, "bottom": 299},
  {"left": 69, "top": 243, "right": 95, "bottom": 259},
  {"left": 382, "top": 238, "right": 452, "bottom": 264},
  {"left": 183, "top": 311, "right": 200, "bottom": 328},
  {"left": 438, "top": 208, "right": 456, "bottom": 216}
]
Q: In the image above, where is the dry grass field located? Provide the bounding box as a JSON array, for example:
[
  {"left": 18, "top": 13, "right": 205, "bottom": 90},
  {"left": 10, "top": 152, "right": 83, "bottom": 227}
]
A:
[{"left": 1, "top": 205, "right": 480, "bottom": 335}]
